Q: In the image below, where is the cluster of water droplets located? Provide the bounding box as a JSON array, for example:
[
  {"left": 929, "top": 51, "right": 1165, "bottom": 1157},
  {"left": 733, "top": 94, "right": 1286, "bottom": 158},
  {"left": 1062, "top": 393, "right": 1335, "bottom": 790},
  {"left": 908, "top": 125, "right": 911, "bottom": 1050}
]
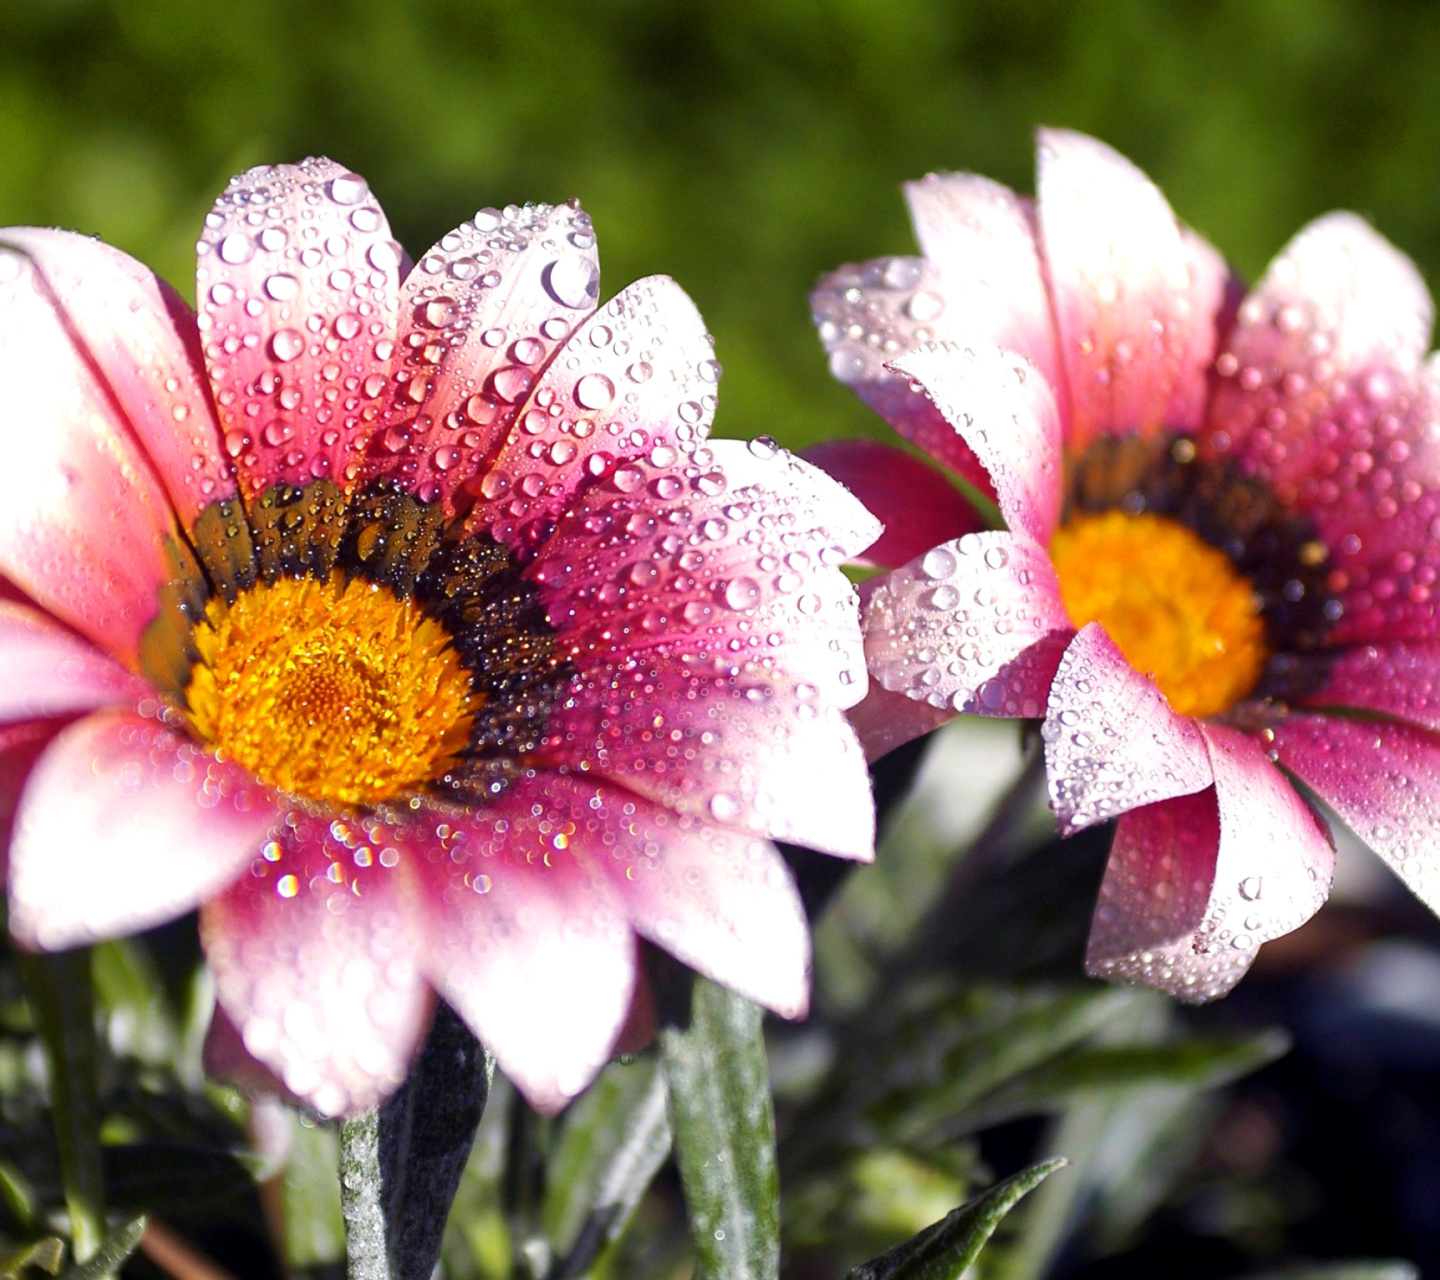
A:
[
  {"left": 812, "top": 254, "right": 949, "bottom": 391},
  {"left": 1038, "top": 627, "right": 1212, "bottom": 835},
  {"left": 866, "top": 531, "right": 1063, "bottom": 718},
  {"left": 532, "top": 436, "right": 874, "bottom": 706},
  {"left": 466, "top": 274, "right": 720, "bottom": 545},
  {"left": 1205, "top": 215, "right": 1440, "bottom": 643},
  {"left": 195, "top": 158, "right": 402, "bottom": 494},
  {"left": 366, "top": 199, "right": 602, "bottom": 505},
  {"left": 213, "top": 808, "right": 426, "bottom": 1117}
]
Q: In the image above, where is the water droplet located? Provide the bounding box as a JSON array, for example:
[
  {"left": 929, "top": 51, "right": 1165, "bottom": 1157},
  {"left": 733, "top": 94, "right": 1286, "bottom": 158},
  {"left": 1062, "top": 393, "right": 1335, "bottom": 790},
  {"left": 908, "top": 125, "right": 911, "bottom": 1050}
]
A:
[
  {"left": 921, "top": 546, "right": 957, "bottom": 580},
  {"left": 575, "top": 373, "right": 616, "bottom": 410},
  {"left": 218, "top": 232, "right": 254, "bottom": 265},
  {"left": 329, "top": 173, "right": 369, "bottom": 206},
  {"left": 264, "top": 272, "right": 300, "bottom": 301},
  {"left": 723, "top": 577, "right": 761, "bottom": 611},
  {"left": 269, "top": 329, "right": 305, "bottom": 363},
  {"left": 545, "top": 256, "right": 599, "bottom": 309}
]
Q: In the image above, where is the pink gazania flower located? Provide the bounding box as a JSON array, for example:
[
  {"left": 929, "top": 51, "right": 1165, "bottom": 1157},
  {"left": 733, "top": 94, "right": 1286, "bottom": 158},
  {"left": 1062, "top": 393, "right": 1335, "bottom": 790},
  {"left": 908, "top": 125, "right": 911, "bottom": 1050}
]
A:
[
  {"left": 811, "top": 128, "right": 1440, "bottom": 1001},
  {"left": 0, "top": 157, "right": 879, "bottom": 1115}
]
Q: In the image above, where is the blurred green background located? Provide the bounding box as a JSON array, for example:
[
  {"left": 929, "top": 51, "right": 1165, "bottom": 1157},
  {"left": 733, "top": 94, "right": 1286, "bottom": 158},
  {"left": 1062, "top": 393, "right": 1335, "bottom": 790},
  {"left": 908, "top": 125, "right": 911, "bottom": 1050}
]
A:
[{"left": 4, "top": 0, "right": 1440, "bottom": 453}]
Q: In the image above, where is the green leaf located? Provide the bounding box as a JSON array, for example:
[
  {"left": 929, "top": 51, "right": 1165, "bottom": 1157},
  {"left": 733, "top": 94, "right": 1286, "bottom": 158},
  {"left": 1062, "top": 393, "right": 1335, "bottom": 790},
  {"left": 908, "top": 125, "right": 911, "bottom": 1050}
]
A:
[
  {"left": 844, "top": 1158, "right": 1067, "bottom": 1280},
  {"left": 659, "top": 970, "right": 780, "bottom": 1280},
  {"left": 546, "top": 1063, "right": 672, "bottom": 1280},
  {"left": 281, "top": 1115, "right": 346, "bottom": 1272},
  {"left": 341, "top": 1003, "right": 493, "bottom": 1280},
  {"left": 953, "top": 1031, "right": 1289, "bottom": 1134},
  {"left": 0, "top": 1237, "right": 65, "bottom": 1279},
  {"left": 56, "top": 1217, "right": 144, "bottom": 1280},
  {"left": 18, "top": 951, "right": 106, "bottom": 1264}
]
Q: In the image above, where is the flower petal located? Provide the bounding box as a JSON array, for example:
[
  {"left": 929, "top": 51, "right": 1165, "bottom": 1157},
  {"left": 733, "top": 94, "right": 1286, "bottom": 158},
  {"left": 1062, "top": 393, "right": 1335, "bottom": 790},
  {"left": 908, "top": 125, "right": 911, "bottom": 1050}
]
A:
[
  {"left": 466, "top": 276, "right": 717, "bottom": 548},
  {"left": 1199, "top": 216, "right": 1440, "bottom": 645},
  {"left": 1205, "top": 212, "right": 1433, "bottom": 486},
  {"left": 196, "top": 159, "right": 402, "bottom": 499},
  {"left": 586, "top": 785, "right": 810, "bottom": 1019},
  {"left": 0, "top": 228, "right": 238, "bottom": 529},
  {"left": 1270, "top": 712, "right": 1440, "bottom": 915},
  {"left": 887, "top": 343, "right": 1063, "bottom": 542},
  {"left": 802, "top": 439, "right": 984, "bottom": 569},
  {"left": 811, "top": 256, "right": 993, "bottom": 496},
  {"left": 1043, "top": 623, "right": 1213, "bottom": 835},
  {"left": 362, "top": 201, "right": 600, "bottom": 515},
  {"left": 0, "top": 721, "right": 60, "bottom": 877},
  {"left": 201, "top": 811, "right": 433, "bottom": 1117},
  {"left": 1295, "top": 640, "right": 1440, "bottom": 731},
  {"left": 864, "top": 531, "right": 1072, "bottom": 717},
  {"left": 413, "top": 785, "right": 635, "bottom": 1111},
  {"left": 903, "top": 172, "right": 1060, "bottom": 393},
  {"left": 541, "top": 655, "right": 874, "bottom": 861},
  {"left": 532, "top": 439, "right": 878, "bottom": 708},
  {"left": 1088, "top": 724, "right": 1332, "bottom": 1002},
  {"left": 845, "top": 682, "right": 954, "bottom": 761},
  {"left": 9, "top": 711, "right": 279, "bottom": 950},
  {"left": 0, "top": 602, "right": 146, "bottom": 723},
  {"left": 0, "top": 242, "right": 187, "bottom": 666},
  {"left": 1036, "top": 129, "right": 1222, "bottom": 449}
]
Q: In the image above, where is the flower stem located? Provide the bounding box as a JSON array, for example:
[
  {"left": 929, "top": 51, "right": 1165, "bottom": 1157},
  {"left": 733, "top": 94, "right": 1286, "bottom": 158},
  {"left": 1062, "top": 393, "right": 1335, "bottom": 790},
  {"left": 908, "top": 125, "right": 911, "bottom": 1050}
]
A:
[{"left": 18, "top": 948, "right": 107, "bottom": 1264}]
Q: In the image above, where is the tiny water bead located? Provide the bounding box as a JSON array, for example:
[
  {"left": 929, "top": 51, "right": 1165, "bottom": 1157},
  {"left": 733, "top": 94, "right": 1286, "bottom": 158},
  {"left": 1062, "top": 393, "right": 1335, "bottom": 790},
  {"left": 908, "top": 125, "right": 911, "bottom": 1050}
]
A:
[
  {"left": 1050, "top": 509, "right": 1270, "bottom": 718},
  {"left": 185, "top": 573, "right": 476, "bottom": 806}
]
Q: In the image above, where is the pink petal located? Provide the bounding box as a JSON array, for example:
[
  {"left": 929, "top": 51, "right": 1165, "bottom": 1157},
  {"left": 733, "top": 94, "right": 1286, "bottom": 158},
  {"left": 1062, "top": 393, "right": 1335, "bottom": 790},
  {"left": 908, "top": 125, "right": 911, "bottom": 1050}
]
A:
[
  {"left": 1042, "top": 623, "right": 1212, "bottom": 835},
  {"left": 465, "top": 275, "right": 717, "bottom": 548},
  {"left": 411, "top": 785, "right": 635, "bottom": 1111},
  {"left": 887, "top": 344, "right": 1063, "bottom": 543},
  {"left": 0, "top": 721, "right": 60, "bottom": 877},
  {"left": 8, "top": 711, "right": 279, "bottom": 951},
  {"left": 0, "top": 228, "right": 236, "bottom": 530},
  {"left": 864, "top": 531, "right": 1073, "bottom": 717},
  {"left": 0, "top": 602, "right": 146, "bottom": 723},
  {"left": 1270, "top": 712, "right": 1440, "bottom": 916},
  {"left": 531, "top": 439, "right": 879, "bottom": 709},
  {"left": 1296, "top": 641, "right": 1440, "bottom": 731},
  {"left": 1167, "top": 228, "right": 1241, "bottom": 432},
  {"left": 1199, "top": 216, "right": 1440, "bottom": 644},
  {"left": 1205, "top": 213, "right": 1433, "bottom": 485},
  {"left": 844, "top": 682, "right": 954, "bottom": 762},
  {"left": 584, "top": 782, "right": 811, "bottom": 1019},
  {"left": 201, "top": 810, "right": 434, "bottom": 1118},
  {"left": 1088, "top": 724, "right": 1333, "bottom": 1002},
  {"left": 903, "top": 172, "right": 1061, "bottom": 395},
  {"left": 802, "top": 439, "right": 984, "bottom": 569},
  {"left": 540, "top": 655, "right": 875, "bottom": 862},
  {"left": 1035, "top": 129, "right": 1224, "bottom": 450},
  {"left": 811, "top": 256, "right": 993, "bottom": 496},
  {"left": 196, "top": 159, "right": 402, "bottom": 499},
  {"left": 202, "top": 1003, "right": 294, "bottom": 1104},
  {"left": 0, "top": 243, "right": 185, "bottom": 665},
  {"left": 361, "top": 201, "right": 600, "bottom": 515}
]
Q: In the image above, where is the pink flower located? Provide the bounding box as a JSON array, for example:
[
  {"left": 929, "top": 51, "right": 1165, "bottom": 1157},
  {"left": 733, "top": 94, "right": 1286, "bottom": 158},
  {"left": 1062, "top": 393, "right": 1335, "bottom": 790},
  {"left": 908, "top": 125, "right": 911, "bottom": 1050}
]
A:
[
  {"left": 0, "top": 158, "right": 879, "bottom": 1115},
  {"left": 813, "top": 128, "right": 1440, "bottom": 1001}
]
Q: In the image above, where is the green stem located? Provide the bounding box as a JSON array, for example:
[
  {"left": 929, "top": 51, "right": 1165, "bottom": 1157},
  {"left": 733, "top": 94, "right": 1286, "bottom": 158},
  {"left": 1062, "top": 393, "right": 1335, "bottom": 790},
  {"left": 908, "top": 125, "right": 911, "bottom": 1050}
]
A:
[
  {"left": 339, "top": 1109, "right": 392, "bottom": 1280},
  {"left": 19, "top": 948, "right": 107, "bottom": 1263}
]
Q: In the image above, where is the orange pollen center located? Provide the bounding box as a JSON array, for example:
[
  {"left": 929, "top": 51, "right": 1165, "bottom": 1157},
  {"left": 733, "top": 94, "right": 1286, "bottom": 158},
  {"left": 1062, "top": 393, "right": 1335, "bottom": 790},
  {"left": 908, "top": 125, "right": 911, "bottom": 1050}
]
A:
[
  {"left": 185, "top": 573, "right": 477, "bottom": 806},
  {"left": 1049, "top": 510, "right": 1270, "bottom": 718}
]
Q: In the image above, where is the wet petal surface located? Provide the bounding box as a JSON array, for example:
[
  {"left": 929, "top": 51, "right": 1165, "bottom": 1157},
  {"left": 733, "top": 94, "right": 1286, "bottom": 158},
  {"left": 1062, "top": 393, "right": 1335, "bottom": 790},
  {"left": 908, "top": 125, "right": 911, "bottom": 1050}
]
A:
[
  {"left": 10, "top": 712, "right": 278, "bottom": 950},
  {"left": 864, "top": 531, "right": 1072, "bottom": 718},
  {"left": 363, "top": 201, "right": 599, "bottom": 513},
  {"left": 1043, "top": 623, "right": 1212, "bottom": 835},
  {"left": 0, "top": 602, "right": 147, "bottom": 723},
  {"left": 201, "top": 810, "right": 433, "bottom": 1118},
  {"left": 196, "top": 158, "right": 402, "bottom": 498}
]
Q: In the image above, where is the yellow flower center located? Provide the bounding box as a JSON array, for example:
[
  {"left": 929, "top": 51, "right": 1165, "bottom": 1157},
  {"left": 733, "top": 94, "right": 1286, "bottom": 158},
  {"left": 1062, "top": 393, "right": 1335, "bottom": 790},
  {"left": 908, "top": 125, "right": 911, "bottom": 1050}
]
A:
[
  {"left": 185, "top": 573, "right": 476, "bottom": 806},
  {"left": 1050, "top": 510, "right": 1270, "bottom": 717}
]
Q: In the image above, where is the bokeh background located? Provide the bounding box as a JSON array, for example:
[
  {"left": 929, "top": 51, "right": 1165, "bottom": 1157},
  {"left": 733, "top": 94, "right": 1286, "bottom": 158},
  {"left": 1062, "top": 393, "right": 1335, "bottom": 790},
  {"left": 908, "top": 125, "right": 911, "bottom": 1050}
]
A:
[
  {"left": 7, "top": 0, "right": 1440, "bottom": 1274},
  {"left": 8, "top": 0, "right": 1440, "bottom": 457}
]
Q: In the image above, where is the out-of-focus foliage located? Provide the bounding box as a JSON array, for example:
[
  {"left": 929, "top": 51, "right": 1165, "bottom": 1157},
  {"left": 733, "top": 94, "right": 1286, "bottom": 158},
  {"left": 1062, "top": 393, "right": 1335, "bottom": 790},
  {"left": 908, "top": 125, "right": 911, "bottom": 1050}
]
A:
[{"left": 6, "top": 0, "right": 1440, "bottom": 458}]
